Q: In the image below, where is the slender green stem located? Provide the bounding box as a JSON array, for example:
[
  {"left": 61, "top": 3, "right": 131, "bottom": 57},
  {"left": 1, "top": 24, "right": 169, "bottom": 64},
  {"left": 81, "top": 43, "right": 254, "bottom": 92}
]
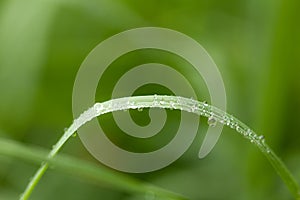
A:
[
  {"left": 0, "top": 138, "right": 185, "bottom": 200},
  {"left": 20, "top": 95, "right": 300, "bottom": 199}
]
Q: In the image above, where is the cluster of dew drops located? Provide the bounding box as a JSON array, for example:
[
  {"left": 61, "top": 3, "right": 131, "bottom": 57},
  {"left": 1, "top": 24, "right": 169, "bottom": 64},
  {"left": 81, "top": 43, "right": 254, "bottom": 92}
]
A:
[
  {"left": 91, "top": 95, "right": 271, "bottom": 153},
  {"left": 181, "top": 96, "right": 269, "bottom": 152}
]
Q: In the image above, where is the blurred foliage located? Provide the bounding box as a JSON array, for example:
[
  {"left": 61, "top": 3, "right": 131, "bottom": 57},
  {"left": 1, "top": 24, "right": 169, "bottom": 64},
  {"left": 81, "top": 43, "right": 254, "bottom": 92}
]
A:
[{"left": 0, "top": 0, "right": 299, "bottom": 199}]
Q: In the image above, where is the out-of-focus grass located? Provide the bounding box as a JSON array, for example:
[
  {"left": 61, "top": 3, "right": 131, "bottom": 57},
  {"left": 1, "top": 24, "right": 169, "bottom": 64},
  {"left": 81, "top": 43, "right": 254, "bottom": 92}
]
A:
[
  {"left": 249, "top": 0, "right": 300, "bottom": 199},
  {"left": 0, "top": 137, "right": 186, "bottom": 200},
  {"left": 0, "top": 0, "right": 299, "bottom": 199}
]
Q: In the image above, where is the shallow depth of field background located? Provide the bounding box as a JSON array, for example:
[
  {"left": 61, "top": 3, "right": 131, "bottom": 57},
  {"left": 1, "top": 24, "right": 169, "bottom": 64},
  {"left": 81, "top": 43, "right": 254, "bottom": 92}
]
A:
[{"left": 0, "top": 0, "right": 299, "bottom": 199}]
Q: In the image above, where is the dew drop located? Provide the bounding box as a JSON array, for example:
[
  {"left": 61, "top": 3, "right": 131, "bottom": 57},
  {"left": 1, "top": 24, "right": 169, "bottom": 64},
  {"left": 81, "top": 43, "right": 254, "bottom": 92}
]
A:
[
  {"left": 207, "top": 116, "right": 217, "bottom": 127},
  {"left": 222, "top": 115, "right": 229, "bottom": 125},
  {"left": 95, "top": 104, "right": 104, "bottom": 113},
  {"left": 170, "top": 101, "right": 176, "bottom": 109},
  {"left": 138, "top": 107, "right": 143, "bottom": 112},
  {"left": 153, "top": 94, "right": 159, "bottom": 106},
  {"left": 129, "top": 101, "right": 137, "bottom": 109},
  {"left": 245, "top": 129, "right": 252, "bottom": 136},
  {"left": 236, "top": 126, "right": 242, "bottom": 133},
  {"left": 249, "top": 132, "right": 254, "bottom": 137},
  {"left": 190, "top": 106, "right": 195, "bottom": 112},
  {"left": 72, "top": 132, "right": 77, "bottom": 138},
  {"left": 229, "top": 122, "right": 235, "bottom": 129},
  {"left": 258, "top": 135, "right": 265, "bottom": 140},
  {"left": 176, "top": 96, "right": 181, "bottom": 104}
]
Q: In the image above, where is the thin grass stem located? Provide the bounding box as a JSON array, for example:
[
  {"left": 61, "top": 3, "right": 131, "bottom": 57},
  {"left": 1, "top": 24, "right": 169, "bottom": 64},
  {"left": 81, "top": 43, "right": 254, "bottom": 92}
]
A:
[{"left": 20, "top": 95, "right": 300, "bottom": 199}]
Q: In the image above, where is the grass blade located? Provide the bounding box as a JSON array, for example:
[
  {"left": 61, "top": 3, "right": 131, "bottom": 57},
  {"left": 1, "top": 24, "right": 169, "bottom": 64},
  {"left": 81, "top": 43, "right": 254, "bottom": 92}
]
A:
[
  {"left": 16, "top": 95, "right": 300, "bottom": 199},
  {"left": 0, "top": 137, "right": 186, "bottom": 200}
]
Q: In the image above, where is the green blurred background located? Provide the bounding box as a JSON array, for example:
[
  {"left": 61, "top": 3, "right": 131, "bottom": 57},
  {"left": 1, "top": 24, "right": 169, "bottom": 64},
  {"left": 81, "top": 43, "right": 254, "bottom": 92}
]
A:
[{"left": 0, "top": 0, "right": 299, "bottom": 199}]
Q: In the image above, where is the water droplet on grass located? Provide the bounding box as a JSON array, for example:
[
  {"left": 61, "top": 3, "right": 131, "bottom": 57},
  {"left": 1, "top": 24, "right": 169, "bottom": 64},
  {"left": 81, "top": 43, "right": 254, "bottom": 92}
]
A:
[
  {"left": 153, "top": 94, "right": 159, "bottom": 106},
  {"left": 236, "top": 126, "right": 246, "bottom": 135},
  {"left": 95, "top": 104, "right": 104, "bottom": 113},
  {"left": 245, "top": 129, "right": 252, "bottom": 136},
  {"left": 229, "top": 122, "right": 236, "bottom": 129},
  {"left": 258, "top": 135, "right": 265, "bottom": 140},
  {"left": 170, "top": 101, "right": 176, "bottom": 110},
  {"left": 159, "top": 100, "right": 165, "bottom": 105},
  {"left": 207, "top": 116, "right": 217, "bottom": 127}
]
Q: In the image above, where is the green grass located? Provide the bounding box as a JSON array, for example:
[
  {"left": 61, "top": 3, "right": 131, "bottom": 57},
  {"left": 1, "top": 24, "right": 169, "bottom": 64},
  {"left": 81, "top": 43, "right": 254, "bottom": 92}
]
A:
[
  {"left": 1, "top": 1, "right": 300, "bottom": 199},
  {"left": 7, "top": 95, "right": 298, "bottom": 200},
  {"left": 0, "top": 137, "right": 186, "bottom": 200}
]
